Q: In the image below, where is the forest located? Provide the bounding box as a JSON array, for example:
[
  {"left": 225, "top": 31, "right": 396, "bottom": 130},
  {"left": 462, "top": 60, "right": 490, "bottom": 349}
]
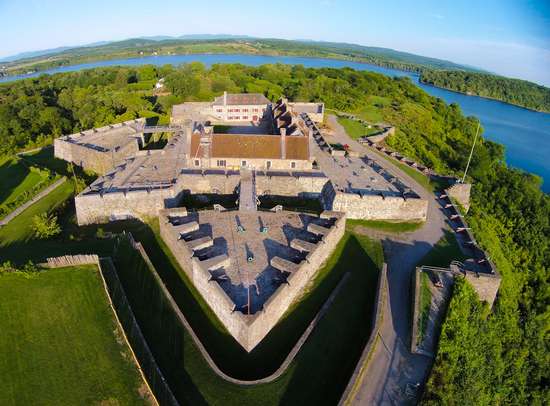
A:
[
  {"left": 420, "top": 69, "right": 550, "bottom": 112},
  {"left": 0, "top": 63, "right": 547, "bottom": 404}
]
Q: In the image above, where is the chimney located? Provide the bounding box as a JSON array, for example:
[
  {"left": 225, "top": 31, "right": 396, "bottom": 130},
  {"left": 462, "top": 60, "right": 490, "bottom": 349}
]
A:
[
  {"left": 185, "top": 125, "right": 193, "bottom": 159},
  {"left": 280, "top": 127, "right": 286, "bottom": 160},
  {"left": 223, "top": 91, "right": 227, "bottom": 106}
]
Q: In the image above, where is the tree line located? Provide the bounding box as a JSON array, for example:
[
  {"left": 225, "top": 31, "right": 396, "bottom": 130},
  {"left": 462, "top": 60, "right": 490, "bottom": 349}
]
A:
[{"left": 420, "top": 69, "right": 550, "bottom": 112}]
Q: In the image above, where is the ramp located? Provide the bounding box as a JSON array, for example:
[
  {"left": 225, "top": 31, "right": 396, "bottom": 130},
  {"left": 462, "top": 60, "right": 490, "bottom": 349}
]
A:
[{"left": 239, "top": 168, "right": 258, "bottom": 212}]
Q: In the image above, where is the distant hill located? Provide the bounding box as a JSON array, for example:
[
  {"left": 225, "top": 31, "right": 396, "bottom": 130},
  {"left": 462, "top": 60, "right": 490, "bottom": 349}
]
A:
[
  {"left": 1, "top": 35, "right": 475, "bottom": 73},
  {"left": 1, "top": 41, "right": 111, "bottom": 62}
]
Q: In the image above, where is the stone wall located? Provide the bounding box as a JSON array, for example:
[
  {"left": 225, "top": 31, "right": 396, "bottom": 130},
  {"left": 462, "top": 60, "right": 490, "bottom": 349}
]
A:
[
  {"left": 158, "top": 208, "right": 346, "bottom": 352},
  {"left": 54, "top": 137, "right": 139, "bottom": 175},
  {"left": 255, "top": 173, "right": 328, "bottom": 197},
  {"left": 463, "top": 271, "right": 501, "bottom": 307},
  {"left": 323, "top": 184, "right": 428, "bottom": 221},
  {"left": 445, "top": 182, "right": 472, "bottom": 212},
  {"left": 75, "top": 171, "right": 329, "bottom": 225},
  {"left": 244, "top": 212, "right": 346, "bottom": 350},
  {"left": 75, "top": 186, "right": 180, "bottom": 225},
  {"left": 338, "top": 263, "right": 388, "bottom": 405}
]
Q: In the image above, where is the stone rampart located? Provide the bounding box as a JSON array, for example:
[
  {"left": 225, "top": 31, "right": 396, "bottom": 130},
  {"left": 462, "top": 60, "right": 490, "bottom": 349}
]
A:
[
  {"left": 244, "top": 212, "right": 346, "bottom": 349},
  {"left": 445, "top": 182, "right": 472, "bottom": 212},
  {"left": 75, "top": 171, "right": 329, "bottom": 225},
  {"left": 54, "top": 137, "right": 140, "bottom": 175},
  {"left": 323, "top": 184, "right": 428, "bottom": 221},
  {"left": 255, "top": 173, "right": 328, "bottom": 197},
  {"left": 159, "top": 207, "right": 346, "bottom": 351},
  {"left": 463, "top": 270, "right": 501, "bottom": 307},
  {"left": 75, "top": 186, "right": 180, "bottom": 225}
]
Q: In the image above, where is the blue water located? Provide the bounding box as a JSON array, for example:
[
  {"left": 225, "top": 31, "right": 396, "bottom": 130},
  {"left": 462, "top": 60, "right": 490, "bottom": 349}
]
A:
[{"left": 2, "top": 53, "right": 549, "bottom": 191}]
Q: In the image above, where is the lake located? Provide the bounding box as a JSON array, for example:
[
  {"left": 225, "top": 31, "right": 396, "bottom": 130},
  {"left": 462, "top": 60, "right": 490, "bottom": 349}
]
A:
[{"left": 2, "top": 53, "right": 549, "bottom": 191}]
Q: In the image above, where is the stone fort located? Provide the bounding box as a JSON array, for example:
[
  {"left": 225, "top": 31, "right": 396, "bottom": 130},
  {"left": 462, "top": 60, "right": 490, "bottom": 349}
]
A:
[{"left": 54, "top": 93, "right": 429, "bottom": 350}]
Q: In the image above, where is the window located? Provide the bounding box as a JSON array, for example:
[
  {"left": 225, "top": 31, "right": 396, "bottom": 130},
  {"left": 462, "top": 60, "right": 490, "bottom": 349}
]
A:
[
  {"left": 241, "top": 160, "right": 247, "bottom": 167},
  {"left": 217, "top": 160, "right": 226, "bottom": 167},
  {"left": 253, "top": 108, "right": 259, "bottom": 113},
  {"left": 216, "top": 109, "right": 223, "bottom": 113},
  {"left": 266, "top": 161, "right": 272, "bottom": 169},
  {"left": 234, "top": 116, "right": 240, "bottom": 120},
  {"left": 242, "top": 108, "right": 248, "bottom": 112},
  {"left": 194, "top": 159, "right": 200, "bottom": 167},
  {"left": 234, "top": 108, "right": 240, "bottom": 112},
  {"left": 242, "top": 116, "right": 248, "bottom": 120},
  {"left": 291, "top": 161, "right": 296, "bottom": 169}
]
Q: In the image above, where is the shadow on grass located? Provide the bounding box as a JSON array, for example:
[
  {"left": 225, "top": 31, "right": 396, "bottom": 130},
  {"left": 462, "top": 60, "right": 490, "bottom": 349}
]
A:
[
  {"left": 0, "top": 158, "right": 31, "bottom": 205},
  {"left": 108, "top": 220, "right": 369, "bottom": 379},
  {"left": 112, "top": 231, "right": 382, "bottom": 404}
]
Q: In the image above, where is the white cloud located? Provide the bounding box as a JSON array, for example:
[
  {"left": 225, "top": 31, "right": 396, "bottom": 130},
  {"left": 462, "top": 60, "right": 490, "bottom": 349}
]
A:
[{"left": 429, "top": 13, "right": 444, "bottom": 20}]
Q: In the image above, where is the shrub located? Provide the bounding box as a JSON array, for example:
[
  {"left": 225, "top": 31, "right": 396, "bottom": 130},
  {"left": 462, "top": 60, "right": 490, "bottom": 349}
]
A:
[{"left": 32, "top": 213, "right": 61, "bottom": 239}]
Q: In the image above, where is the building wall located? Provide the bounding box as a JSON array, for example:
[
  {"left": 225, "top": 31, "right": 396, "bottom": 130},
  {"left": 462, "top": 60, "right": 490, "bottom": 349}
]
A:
[
  {"left": 191, "top": 157, "right": 312, "bottom": 171},
  {"left": 213, "top": 104, "right": 268, "bottom": 122}
]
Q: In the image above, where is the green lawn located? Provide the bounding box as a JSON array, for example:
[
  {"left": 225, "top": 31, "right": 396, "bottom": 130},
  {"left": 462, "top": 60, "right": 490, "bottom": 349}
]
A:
[
  {"left": 347, "top": 218, "right": 424, "bottom": 233},
  {"left": 337, "top": 116, "right": 379, "bottom": 140},
  {"left": 0, "top": 265, "right": 150, "bottom": 405},
  {"left": 111, "top": 229, "right": 383, "bottom": 405}
]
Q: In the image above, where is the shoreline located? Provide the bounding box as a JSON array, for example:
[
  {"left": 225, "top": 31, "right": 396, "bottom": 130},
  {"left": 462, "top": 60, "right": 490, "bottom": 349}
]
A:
[
  {"left": 2, "top": 50, "right": 547, "bottom": 114},
  {"left": 418, "top": 77, "right": 549, "bottom": 114}
]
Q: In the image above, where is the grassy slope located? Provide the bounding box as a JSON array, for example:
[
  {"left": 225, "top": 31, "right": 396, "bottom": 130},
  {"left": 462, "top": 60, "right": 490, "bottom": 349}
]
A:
[
  {"left": 0, "top": 265, "right": 148, "bottom": 405},
  {"left": 336, "top": 116, "right": 380, "bottom": 140},
  {"left": 417, "top": 230, "right": 468, "bottom": 268},
  {"left": 0, "top": 180, "right": 74, "bottom": 246},
  {"left": 334, "top": 110, "right": 447, "bottom": 193},
  {"left": 418, "top": 271, "right": 432, "bottom": 342},
  {"left": 0, "top": 157, "right": 49, "bottom": 206},
  {"left": 113, "top": 230, "right": 383, "bottom": 405},
  {"left": 347, "top": 218, "right": 424, "bottom": 233}
]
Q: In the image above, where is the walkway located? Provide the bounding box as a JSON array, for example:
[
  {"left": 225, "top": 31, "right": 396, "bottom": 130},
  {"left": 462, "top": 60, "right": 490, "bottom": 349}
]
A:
[
  {"left": 238, "top": 169, "right": 257, "bottom": 212},
  {"left": 325, "top": 115, "right": 449, "bottom": 405},
  {"left": 0, "top": 177, "right": 67, "bottom": 227}
]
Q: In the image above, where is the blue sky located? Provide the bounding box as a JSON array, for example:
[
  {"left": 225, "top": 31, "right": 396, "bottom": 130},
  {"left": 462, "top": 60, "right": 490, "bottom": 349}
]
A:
[{"left": 1, "top": 0, "right": 549, "bottom": 85}]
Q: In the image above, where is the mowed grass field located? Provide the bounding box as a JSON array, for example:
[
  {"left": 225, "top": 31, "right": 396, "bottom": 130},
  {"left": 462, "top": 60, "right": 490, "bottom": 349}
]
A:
[
  {"left": 0, "top": 265, "right": 151, "bottom": 406},
  {"left": 0, "top": 157, "right": 51, "bottom": 207}
]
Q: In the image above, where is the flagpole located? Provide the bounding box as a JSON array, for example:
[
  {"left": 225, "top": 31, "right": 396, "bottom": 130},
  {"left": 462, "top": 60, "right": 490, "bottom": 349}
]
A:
[{"left": 461, "top": 121, "right": 480, "bottom": 183}]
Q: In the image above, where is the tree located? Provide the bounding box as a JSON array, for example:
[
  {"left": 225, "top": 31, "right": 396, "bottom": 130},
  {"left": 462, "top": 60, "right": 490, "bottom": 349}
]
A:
[{"left": 32, "top": 213, "right": 61, "bottom": 239}]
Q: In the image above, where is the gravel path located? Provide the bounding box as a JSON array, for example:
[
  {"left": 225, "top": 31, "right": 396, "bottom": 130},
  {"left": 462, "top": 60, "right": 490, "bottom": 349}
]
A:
[{"left": 326, "top": 115, "right": 449, "bottom": 405}]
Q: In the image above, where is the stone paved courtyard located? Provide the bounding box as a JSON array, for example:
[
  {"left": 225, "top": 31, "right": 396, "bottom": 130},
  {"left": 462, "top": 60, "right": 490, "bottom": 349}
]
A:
[{"left": 176, "top": 210, "right": 331, "bottom": 313}]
